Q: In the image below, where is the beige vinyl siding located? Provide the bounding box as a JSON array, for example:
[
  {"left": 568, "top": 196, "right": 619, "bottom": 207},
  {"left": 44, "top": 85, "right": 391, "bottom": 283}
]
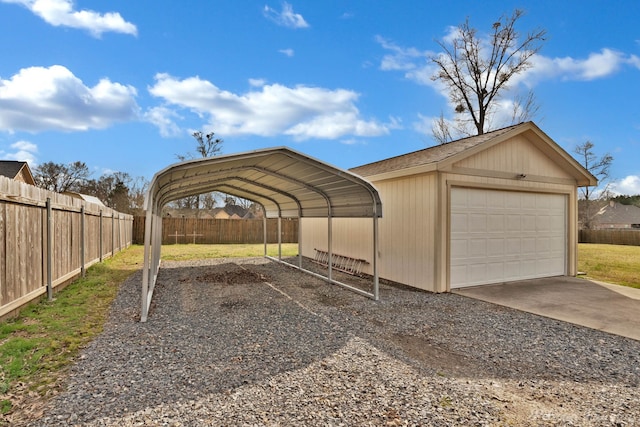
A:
[
  {"left": 453, "top": 135, "right": 575, "bottom": 179},
  {"left": 300, "top": 217, "right": 374, "bottom": 271},
  {"left": 302, "top": 173, "right": 438, "bottom": 291},
  {"left": 374, "top": 174, "right": 437, "bottom": 290}
]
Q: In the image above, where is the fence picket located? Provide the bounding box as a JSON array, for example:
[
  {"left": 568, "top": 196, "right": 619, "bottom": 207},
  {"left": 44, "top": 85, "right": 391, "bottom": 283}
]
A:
[
  {"left": 0, "top": 176, "right": 133, "bottom": 319},
  {"left": 131, "top": 216, "right": 298, "bottom": 245},
  {"left": 579, "top": 229, "right": 640, "bottom": 246}
]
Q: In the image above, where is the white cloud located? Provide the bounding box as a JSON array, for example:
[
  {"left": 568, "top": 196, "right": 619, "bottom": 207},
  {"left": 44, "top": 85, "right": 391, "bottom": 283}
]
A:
[
  {"left": 523, "top": 48, "right": 628, "bottom": 82},
  {"left": 143, "top": 106, "right": 182, "bottom": 138},
  {"left": 263, "top": 2, "right": 309, "bottom": 29},
  {"left": 412, "top": 113, "right": 436, "bottom": 135},
  {"left": 629, "top": 54, "right": 640, "bottom": 70},
  {"left": 1, "top": 0, "right": 137, "bottom": 37},
  {"left": 249, "top": 78, "right": 267, "bottom": 87},
  {"left": 339, "top": 138, "right": 361, "bottom": 145},
  {"left": 279, "top": 48, "right": 295, "bottom": 57},
  {"left": 378, "top": 36, "right": 637, "bottom": 90},
  {"left": 0, "top": 65, "right": 139, "bottom": 132},
  {"left": 611, "top": 175, "right": 640, "bottom": 196},
  {"left": 0, "top": 140, "right": 38, "bottom": 166},
  {"left": 148, "top": 73, "right": 390, "bottom": 140},
  {"left": 375, "top": 35, "right": 428, "bottom": 72}
]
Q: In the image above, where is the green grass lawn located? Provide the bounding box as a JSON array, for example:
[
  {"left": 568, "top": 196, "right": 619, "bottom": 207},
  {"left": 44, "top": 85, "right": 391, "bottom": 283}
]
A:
[{"left": 578, "top": 243, "right": 640, "bottom": 288}]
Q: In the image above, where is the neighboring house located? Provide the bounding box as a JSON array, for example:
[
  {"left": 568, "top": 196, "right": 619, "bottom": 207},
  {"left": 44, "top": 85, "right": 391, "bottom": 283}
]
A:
[
  {"left": 212, "top": 205, "right": 249, "bottom": 219},
  {"left": 301, "top": 121, "right": 596, "bottom": 292},
  {"left": 0, "top": 160, "right": 35, "bottom": 185},
  {"left": 591, "top": 201, "right": 640, "bottom": 229},
  {"left": 212, "top": 208, "right": 231, "bottom": 219}
]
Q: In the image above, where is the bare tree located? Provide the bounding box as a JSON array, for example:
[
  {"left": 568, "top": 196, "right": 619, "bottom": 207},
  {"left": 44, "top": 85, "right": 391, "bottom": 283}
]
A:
[
  {"left": 176, "top": 131, "right": 223, "bottom": 162},
  {"left": 173, "top": 131, "right": 225, "bottom": 214},
  {"left": 574, "top": 141, "right": 613, "bottom": 229},
  {"left": 510, "top": 90, "right": 540, "bottom": 125},
  {"left": 431, "top": 111, "right": 454, "bottom": 144},
  {"left": 431, "top": 9, "right": 546, "bottom": 136},
  {"left": 33, "top": 161, "right": 90, "bottom": 193},
  {"left": 79, "top": 172, "right": 148, "bottom": 214}
]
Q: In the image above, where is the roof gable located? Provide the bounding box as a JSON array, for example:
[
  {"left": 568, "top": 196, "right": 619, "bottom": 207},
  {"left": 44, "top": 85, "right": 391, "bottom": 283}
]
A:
[
  {"left": 452, "top": 132, "right": 577, "bottom": 180},
  {"left": 350, "top": 122, "right": 596, "bottom": 187}
]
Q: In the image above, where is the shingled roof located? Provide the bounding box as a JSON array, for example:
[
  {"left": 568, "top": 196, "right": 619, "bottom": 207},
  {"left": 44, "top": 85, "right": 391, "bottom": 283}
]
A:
[
  {"left": 349, "top": 124, "right": 521, "bottom": 177},
  {"left": 593, "top": 202, "right": 640, "bottom": 226},
  {"left": 0, "top": 160, "right": 35, "bottom": 185},
  {"left": 0, "top": 160, "right": 27, "bottom": 179}
]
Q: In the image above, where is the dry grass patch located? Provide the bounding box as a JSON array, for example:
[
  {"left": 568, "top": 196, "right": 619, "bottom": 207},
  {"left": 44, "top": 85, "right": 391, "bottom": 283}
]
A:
[
  {"left": 578, "top": 243, "right": 640, "bottom": 288},
  {"left": 160, "top": 243, "right": 298, "bottom": 261}
]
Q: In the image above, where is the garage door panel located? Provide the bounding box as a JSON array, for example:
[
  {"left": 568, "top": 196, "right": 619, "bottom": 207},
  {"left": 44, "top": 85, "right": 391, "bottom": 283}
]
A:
[
  {"left": 506, "top": 215, "right": 521, "bottom": 231},
  {"left": 451, "top": 188, "right": 566, "bottom": 289},
  {"left": 469, "top": 190, "right": 487, "bottom": 207},
  {"left": 467, "top": 239, "right": 486, "bottom": 257},
  {"left": 487, "top": 238, "right": 505, "bottom": 256},
  {"left": 504, "top": 260, "right": 521, "bottom": 278},
  {"left": 469, "top": 214, "right": 487, "bottom": 231},
  {"left": 522, "top": 216, "right": 536, "bottom": 232},
  {"left": 450, "top": 213, "right": 468, "bottom": 232},
  {"left": 486, "top": 262, "right": 505, "bottom": 281},
  {"left": 488, "top": 215, "right": 504, "bottom": 232},
  {"left": 506, "top": 238, "right": 521, "bottom": 253}
]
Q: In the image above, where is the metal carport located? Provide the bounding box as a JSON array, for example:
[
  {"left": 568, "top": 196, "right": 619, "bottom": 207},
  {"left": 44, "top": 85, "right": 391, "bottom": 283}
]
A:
[{"left": 141, "top": 147, "right": 383, "bottom": 322}]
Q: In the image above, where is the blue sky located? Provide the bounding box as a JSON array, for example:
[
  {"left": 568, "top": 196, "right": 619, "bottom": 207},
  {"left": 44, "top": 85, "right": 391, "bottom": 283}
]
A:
[{"left": 1, "top": 0, "right": 639, "bottom": 195}]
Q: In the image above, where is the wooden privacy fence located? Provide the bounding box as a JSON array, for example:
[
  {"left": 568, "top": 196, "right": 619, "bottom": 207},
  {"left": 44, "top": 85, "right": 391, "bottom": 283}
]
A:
[
  {"left": 579, "top": 229, "right": 640, "bottom": 246},
  {"left": 132, "top": 216, "right": 298, "bottom": 245},
  {"left": 0, "top": 176, "right": 133, "bottom": 319}
]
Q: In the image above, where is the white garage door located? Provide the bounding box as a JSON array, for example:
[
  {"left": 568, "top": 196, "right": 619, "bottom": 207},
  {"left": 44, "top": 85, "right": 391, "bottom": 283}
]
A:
[{"left": 450, "top": 188, "right": 566, "bottom": 289}]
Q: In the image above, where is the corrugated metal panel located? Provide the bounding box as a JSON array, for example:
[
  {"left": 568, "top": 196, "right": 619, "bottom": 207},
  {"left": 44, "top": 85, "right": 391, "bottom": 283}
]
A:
[{"left": 146, "top": 147, "right": 382, "bottom": 218}]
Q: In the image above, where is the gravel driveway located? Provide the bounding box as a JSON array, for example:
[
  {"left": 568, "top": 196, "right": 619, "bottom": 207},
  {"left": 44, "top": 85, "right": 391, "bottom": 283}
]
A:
[{"left": 24, "top": 258, "right": 640, "bottom": 426}]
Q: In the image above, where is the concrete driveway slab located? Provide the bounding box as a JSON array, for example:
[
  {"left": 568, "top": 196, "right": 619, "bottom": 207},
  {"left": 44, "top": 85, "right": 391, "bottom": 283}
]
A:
[{"left": 453, "top": 276, "right": 640, "bottom": 341}]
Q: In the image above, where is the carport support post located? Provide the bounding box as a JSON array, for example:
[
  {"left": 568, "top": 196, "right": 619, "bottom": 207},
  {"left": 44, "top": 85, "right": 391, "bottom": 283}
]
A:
[
  {"left": 297, "top": 214, "right": 302, "bottom": 269},
  {"left": 327, "top": 215, "right": 332, "bottom": 282},
  {"left": 373, "top": 215, "right": 379, "bottom": 300},
  {"left": 141, "top": 208, "right": 153, "bottom": 322}
]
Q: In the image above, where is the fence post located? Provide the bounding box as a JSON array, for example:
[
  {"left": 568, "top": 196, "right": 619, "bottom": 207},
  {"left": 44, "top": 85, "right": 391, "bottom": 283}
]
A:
[
  {"left": 118, "top": 215, "right": 122, "bottom": 251},
  {"left": 99, "top": 210, "right": 103, "bottom": 262},
  {"left": 46, "top": 198, "right": 53, "bottom": 301},
  {"left": 81, "top": 205, "right": 85, "bottom": 277},
  {"left": 111, "top": 212, "right": 115, "bottom": 257}
]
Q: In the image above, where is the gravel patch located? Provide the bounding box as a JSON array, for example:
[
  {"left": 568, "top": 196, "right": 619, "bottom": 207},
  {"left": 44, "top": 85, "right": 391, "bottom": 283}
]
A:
[{"left": 22, "top": 257, "right": 640, "bottom": 426}]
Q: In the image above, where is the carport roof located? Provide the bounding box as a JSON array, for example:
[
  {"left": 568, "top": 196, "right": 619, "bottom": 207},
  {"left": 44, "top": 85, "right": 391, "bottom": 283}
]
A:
[{"left": 145, "top": 146, "right": 382, "bottom": 219}]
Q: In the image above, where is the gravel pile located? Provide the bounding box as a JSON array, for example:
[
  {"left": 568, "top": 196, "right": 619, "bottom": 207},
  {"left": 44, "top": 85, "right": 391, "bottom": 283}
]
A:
[{"left": 23, "top": 257, "right": 640, "bottom": 426}]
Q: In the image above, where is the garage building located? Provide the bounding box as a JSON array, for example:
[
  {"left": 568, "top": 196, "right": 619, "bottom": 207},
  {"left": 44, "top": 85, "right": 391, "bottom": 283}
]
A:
[{"left": 301, "top": 122, "right": 596, "bottom": 292}]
